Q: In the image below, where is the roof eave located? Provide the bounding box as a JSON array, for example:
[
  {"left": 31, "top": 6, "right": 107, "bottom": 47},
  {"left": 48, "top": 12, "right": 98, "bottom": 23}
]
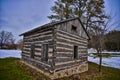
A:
[{"left": 78, "top": 18, "right": 91, "bottom": 40}]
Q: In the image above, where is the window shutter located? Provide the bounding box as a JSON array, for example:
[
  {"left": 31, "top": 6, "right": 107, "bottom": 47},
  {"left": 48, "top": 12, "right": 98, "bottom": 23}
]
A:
[
  {"left": 31, "top": 44, "right": 35, "bottom": 58},
  {"left": 41, "top": 44, "right": 48, "bottom": 61}
]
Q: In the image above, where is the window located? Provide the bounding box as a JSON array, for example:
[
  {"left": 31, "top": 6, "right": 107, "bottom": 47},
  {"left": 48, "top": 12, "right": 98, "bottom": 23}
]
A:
[
  {"left": 30, "top": 44, "right": 35, "bottom": 58},
  {"left": 71, "top": 25, "right": 77, "bottom": 33},
  {"left": 41, "top": 44, "right": 48, "bottom": 62},
  {"left": 74, "top": 46, "right": 78, "bottom": 59}
]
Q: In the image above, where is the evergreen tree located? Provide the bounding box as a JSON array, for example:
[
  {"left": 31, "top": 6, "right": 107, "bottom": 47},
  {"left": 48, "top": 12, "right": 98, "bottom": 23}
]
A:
[
  {"left": 48, "top": 0, "right": 73, "bottom": 21},
  {"left": 105, "top": 30, "right": 120, "bottom": 51}
]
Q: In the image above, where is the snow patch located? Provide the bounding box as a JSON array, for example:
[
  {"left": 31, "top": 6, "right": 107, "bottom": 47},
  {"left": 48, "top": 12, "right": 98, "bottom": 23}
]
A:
[
  {"left": 0, "top": 50, "right": 21, "bottom": 58},
  {"left": 0, "top": 49, "right": 120, "bottom": 69},
  {"left": 88, "top": 56, "right": 120, "bottom": 69}
]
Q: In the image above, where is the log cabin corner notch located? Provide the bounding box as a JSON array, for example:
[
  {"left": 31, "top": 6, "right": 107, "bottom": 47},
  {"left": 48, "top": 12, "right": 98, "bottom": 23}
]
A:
[{"left": 19, "top": 17, "right": 90, "bottom": 79}]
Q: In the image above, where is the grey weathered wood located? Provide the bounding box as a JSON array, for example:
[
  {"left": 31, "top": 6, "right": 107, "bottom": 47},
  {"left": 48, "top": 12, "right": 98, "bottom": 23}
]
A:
[
  {"left": 57, "top": 30, "right": 88, "bottom": 43},
  {"left": 55, "top": 61, "right": 82, "bottom": 70},
  {"left": 21, "top": 17, "right": 89, "bottom": 76},
  {"left": 55, "top": 53, "right": 73, "bottom": 57}
]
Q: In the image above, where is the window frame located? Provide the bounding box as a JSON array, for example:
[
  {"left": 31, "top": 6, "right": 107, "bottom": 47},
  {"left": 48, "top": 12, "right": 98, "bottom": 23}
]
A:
[
  {"left": 73, "top": 46, "right": 78, "bottom": 59},
  {"left": 71, "top": 25, "right": 77, "bottom": 33}
]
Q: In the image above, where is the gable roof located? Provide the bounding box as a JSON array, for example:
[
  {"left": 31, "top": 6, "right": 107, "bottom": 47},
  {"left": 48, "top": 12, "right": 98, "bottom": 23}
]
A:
[{"left": 19, "top": 17, "right": 90, "bottom": 40}]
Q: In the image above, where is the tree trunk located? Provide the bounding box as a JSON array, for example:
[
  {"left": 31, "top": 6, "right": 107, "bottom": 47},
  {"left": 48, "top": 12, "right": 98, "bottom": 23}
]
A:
[
  {"left": 99, "top": 52, "right": 102, "bottom": 72},
  {"left": 96, "top": 48, "right": 102, "bottom": 72},
  {"left": 99, "top": 36, "right": 103, "bottom": 72}
]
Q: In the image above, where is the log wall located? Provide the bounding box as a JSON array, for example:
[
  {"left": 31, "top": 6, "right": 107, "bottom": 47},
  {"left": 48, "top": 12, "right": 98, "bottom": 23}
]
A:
[
  {"left": 21, "top": 18, "right": 89, "bottom": 78},
  {"left": 22, "top": 27, "right": 54, "bottom": 73},
  {"left": 54, "top": 19, "right": 88, "bottom": 71}
]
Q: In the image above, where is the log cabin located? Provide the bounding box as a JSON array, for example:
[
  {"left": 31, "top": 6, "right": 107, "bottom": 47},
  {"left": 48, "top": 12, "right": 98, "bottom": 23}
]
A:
[{"left": 20, "top": 17, "right": 90, "bottom": 79}]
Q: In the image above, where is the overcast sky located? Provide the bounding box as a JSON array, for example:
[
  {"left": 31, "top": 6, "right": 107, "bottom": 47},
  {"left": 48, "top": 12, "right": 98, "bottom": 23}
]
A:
[{"left": 0, "top": 0, "right": 120, "bottom": 42}]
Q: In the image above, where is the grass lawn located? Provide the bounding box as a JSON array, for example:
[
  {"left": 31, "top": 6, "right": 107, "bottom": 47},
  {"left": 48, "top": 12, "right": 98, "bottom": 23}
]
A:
[{"left": 0, "top": 58, "right": 120, "bottom": 80}]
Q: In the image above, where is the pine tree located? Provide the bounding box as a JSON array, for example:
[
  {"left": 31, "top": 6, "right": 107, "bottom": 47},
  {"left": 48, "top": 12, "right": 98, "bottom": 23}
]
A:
[
  {"left": 72, "top": 0, "right": 87, "bottom": 17},
  {"left": 48, "top": 0, "right": 73, "bottom": 21}
]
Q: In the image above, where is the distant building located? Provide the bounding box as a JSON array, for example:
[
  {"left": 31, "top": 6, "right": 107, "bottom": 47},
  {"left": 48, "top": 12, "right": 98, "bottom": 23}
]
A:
[{"left": 20, "top": 17, "right": 90, "bottom": 79}]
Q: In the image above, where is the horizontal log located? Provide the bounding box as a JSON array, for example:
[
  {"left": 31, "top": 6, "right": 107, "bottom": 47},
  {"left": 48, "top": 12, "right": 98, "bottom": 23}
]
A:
[
  {"left": 57, "top": 33, "right": 87, "bottom": 45},
  {"left": 35, "top": 52, "right": 41, "bottom": 55},
  {"left": 24, "top": 35, "right": 52, "bottom": 42},
  {"left": 35, "top": 52, "right": 51, "bottom": 58},
  {"left": 55, "top": 60, "right": 82, "bottom": 70},
  {"left": 23, "top": 45, "right": 30, "bottom": 48},
  {"left": 56, "top": 46, "right": 73, "bottom": 51},
  {"left": 56, "top": 43, "right": 73, "bottom": 49},
  {"left": 22, "top": 56, "right": 54, "bottom": 73},
  {"left": 54, "top": 57, "right": 73, "bottom": 63},
  {"left": 23, "top": 48, "right": 30, "bottom": 52},
  {"left": 54, "top": 55, "right": 87, "bottom": 65},
  {"left": 35, "top": 40, "right": 54, "bottom": 45},
  {"left": 24, "top": 39, "right": 53, "bottom": 45},
  {"left": 56, "top": 48, "right": 73, "bottom": 52},
  {"left": 35, "top": 50, "right": 41, "bottom": 53},
  {"left": 55, "top": 59, "right": 81, "bottom": 66},
  {"left": 23, "top": 49, "right": 53, "bottom": 55},
  {"left": 23, "top": 51, "right": 30, "bottom": 53},
  {"left": 48, "top": 48, "right": 53, "bottom": 52},
  {"left": 22, "top": 53, "right": 30, "bottom": 57},
  {"left": 35, "top": 48, "right": 41, "bottom": 51},
  {"left": 57, "top": 36, "right": 87, "bottom": 46},
  {"left": 55, "top": 53, "right": 73, "bottom": 57},
  {"left": 56, "top": 52, "right": 72, "bottom": 54},
  {"left": 56, "top": 41, "right": 87, "bottom": 49},
  {"left": 35, "top": 44, "right": 54, "bottom": 49},
  {"left": 34, "top": 56, "right": 41, "bottom": 60},
  {"left": 24, "top": 27, "right": 53, "bottom": 37},
  {"left": 23, "top": 47, "right": 30, "bottom": 50},
  {"left": 57, "top": 30, "right": 88, "bottom": 43},
  {"left": 49, "top": 53, "right": 53, "bottom": 57},
  {"left": 35, "top": 45, "right": 41, "bottom": 48},
  {"left": 29, "top": 54, "right": 53, "bottom": 59},
  {"left": 55, "top": 53, "right": 87, "bottom": 57},
  {"left": 56, "top": 42, "right": 73, "bottom": 47},
  {"left": 78, "top": 47, "right": 87, "bottom": 49},
  {"left": 55, "top": 61, "right": 87, "bottom": 72},
  {"left": 24, "top": 30, "right": 53, "bottom": 39}
]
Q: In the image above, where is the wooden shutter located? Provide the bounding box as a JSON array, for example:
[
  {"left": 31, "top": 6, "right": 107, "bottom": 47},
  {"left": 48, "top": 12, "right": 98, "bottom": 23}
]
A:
[
  {"left": 31, "top": 44, "right": 35, "bottom": 58},
  {"left": 41, "top": 44, "right": 48, "bottom": 61}
]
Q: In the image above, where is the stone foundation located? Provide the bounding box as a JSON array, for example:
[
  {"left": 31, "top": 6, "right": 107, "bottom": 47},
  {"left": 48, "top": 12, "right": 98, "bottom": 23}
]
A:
[
  {"left": 53, "top": 63, "right": 88, "bottom": 79},
  {"left": 20, "top": 60, "right": 88, "bottom": 79}
]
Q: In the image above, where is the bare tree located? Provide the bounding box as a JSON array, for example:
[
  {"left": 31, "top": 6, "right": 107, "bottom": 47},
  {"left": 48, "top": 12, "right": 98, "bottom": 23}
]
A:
[
  {"left": 90, "top": 12, "right": 119, "bottom": 72},
  {"left": 17, "top": 39, "right": 23, "bottom": 50},
  {"left": 0, "top": 31, "right": 14, "bottom": 49},
  {"left": 8, "top": 38, "right": 16, "bottom": 49}
]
